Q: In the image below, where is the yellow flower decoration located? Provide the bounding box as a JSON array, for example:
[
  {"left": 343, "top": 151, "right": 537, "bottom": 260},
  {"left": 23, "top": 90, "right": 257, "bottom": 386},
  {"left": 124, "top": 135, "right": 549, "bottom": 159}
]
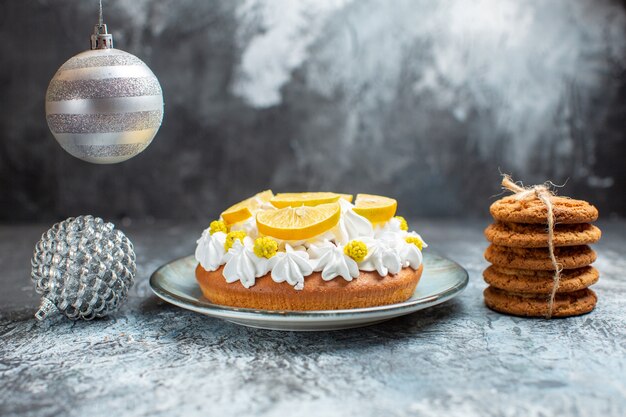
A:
[
  {"left": 394, "top": 216, "right": 408, "bottom": 231},
  {"left": 344, "top": 240, "right": 368, "bottom": 262},
  {"left": 209, "top": 220, "right": 228, "bottom": 235},
  {"left": 254, "top": 236, "right": 278, "bottom": 259},
  {"left": 405, "top": 236, "right": 423, "bottom": 251},
  {"left": 224, "top": 230, "right": 247, "bottom": 251}
]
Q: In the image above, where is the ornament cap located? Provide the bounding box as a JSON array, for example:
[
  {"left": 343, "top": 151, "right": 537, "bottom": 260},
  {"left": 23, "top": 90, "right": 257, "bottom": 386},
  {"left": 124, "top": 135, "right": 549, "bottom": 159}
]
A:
[
  {"left": 35, "top": 297, "right": 58, "bottom": 321},
  {"left": 91, "top": 24, "right": 113, "bottom": 50}
]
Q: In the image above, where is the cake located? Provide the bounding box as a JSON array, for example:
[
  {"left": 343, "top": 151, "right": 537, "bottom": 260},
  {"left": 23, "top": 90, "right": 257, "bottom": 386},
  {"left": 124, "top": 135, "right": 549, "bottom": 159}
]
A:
[{"left": 194, "top": 191, "right": 427, "bottom": 310}]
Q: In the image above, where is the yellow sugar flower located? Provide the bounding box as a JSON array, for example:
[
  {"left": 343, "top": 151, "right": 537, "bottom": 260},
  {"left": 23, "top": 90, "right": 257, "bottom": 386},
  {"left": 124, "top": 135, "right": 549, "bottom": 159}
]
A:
[
  {"left": 254, "top": 236, "right": 278, "bottom": 259},
  {"left": 405, "top": 236, "right": 423, "bottom": 251},
  {"left": 395, "top": 216, "right": 408, "bottom": 231},
  {"left": 344, "top": 240, "right": 368, "bottom": 262},
  {"left": 209, "top": 220, "right": 228, "bottom": 235},
  {"left": 224, "top": 230, "right": 247, "bottom": 251}
]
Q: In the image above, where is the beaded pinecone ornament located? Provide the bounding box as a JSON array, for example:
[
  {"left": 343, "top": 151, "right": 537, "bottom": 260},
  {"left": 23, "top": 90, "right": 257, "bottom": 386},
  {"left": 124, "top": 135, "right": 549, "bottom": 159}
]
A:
[{"left": 31, "top": 215, "right": 136, "bottom": 321}]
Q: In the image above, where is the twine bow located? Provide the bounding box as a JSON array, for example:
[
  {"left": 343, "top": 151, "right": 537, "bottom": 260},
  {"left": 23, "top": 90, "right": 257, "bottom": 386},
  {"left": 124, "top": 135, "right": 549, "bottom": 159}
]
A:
[{"left": 501, "top": 175, "right": 563, "bottom": 319}]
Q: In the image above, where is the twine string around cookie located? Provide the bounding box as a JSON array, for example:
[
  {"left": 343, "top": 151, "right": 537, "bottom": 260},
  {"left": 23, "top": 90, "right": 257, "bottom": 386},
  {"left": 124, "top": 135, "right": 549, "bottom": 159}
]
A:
[{"left": 501, "top": 175, "right": 563, "bottom": 318}]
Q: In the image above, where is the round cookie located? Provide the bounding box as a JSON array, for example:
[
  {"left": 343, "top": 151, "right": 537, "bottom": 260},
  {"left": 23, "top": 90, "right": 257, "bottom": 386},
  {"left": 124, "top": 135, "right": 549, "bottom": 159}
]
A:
[
  {"left": 483, "top": 286, "right": 597, "bottom": 317},
  {"left": 490, "top": 195, "right": 598, "bottom": 224},
  {"left": 483, "top": 265, "right": 599, "bottom": 294},
  {"left": 484, "top": 244, "right": 596, "bottom": 270},
  {"left": 484, "top": 222, "right": 601, "bottom": 248}
]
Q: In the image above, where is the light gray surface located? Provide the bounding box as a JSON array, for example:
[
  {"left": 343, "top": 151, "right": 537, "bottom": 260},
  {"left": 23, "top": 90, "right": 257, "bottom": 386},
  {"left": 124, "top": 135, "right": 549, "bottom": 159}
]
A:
[{"left": 0, "top": 219, "right": 625, "bottom": 417}]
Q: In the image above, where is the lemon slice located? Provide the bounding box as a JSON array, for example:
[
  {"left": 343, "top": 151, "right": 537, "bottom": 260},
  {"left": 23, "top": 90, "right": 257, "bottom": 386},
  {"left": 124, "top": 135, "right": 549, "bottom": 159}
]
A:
[
  {"left": 353, "top": 194, "right": 397, "bottom": 223},
  {"left": 256, "top": 202, "right": 341, "bottom": 240},
  {"left": 270, "top": 192, "right": 344, "bottom": 208},
  {"left": 338, "top": 193, "right": 353, "bottom": 203},
  {"left": 221, "top": 190, "right": 274, "bottom": 225}
]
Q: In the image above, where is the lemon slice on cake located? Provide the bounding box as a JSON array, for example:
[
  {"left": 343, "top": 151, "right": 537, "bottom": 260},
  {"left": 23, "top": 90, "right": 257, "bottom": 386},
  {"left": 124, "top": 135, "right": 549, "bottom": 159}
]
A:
[
  {"left": 353, "top": 194, "right": 397, "bottom": 223},
  {"left": 269, "top": 192, "right": 346, "bottom": 208},
  {"left": 256, "top": 202, "right": 341, "bottom": 240},
  {"left": 221, "top": 190, "right": 274, "bottom": 225}
]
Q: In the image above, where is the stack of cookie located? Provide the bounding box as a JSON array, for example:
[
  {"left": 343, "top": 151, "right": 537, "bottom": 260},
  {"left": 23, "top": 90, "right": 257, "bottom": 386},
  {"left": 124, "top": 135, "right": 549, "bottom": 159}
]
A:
[{"left": 483, "top": 195, "right": 601, "bottom": 317}]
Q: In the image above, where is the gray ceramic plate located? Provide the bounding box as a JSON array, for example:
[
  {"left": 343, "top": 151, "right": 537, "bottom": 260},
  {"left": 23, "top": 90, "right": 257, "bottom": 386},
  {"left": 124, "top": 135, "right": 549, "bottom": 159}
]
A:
[{"left": 150, "top": 253, "right": 468, "bottom": 331}]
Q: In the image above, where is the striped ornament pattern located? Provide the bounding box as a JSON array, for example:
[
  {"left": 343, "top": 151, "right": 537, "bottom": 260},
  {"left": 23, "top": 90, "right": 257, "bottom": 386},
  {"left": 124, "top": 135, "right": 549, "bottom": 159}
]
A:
[{"left": 45, "top": 49, "right": 163, "bottom": 164}]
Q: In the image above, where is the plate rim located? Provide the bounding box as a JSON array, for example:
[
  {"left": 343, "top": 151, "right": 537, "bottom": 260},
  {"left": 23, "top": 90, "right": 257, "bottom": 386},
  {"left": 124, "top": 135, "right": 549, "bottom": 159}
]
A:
[{"left": 149, "top": 253, "right": 469, "bottom": 321}]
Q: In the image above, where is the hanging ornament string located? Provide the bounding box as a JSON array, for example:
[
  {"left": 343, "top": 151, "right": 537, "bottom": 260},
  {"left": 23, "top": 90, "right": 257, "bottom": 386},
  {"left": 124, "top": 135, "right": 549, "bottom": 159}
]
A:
[
  {"left": 98, "top": 0, "right": 103, "bottom": 28},
  {"left": 92, "top": 0, "right": 111, "bottom": 48},
  {"left": 501, "top": 175, "right": 563, "bottom": 318}
]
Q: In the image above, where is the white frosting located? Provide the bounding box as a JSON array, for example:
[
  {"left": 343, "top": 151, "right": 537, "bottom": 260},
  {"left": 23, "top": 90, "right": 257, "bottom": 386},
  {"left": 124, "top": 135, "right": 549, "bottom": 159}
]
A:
[
  {"left": 358, "top": 237, "right": 402, "bottom": 276},
  {"left": 195, "top": 230, "right": 227, "bottom": 271},
  {"left": 396, "top": 239, "right": 423, "bottom": 270},
  {"left": 308, "top": 240, "right": 359, "bottom": 281},
  {"left": 278, "top": 232, "right": 336, "bottom": 251},
  {"left": 407, "top": 231, "right": 428, "bottom": 249},
  {"left": 229, "top": 217, "right": 259, "bottom": 239},
  {"left": 334, "top": 199, "right": 374, "bottom": 245},
  {"left": 257, "top": 200, "right": 277, "bottom": 211},
  {"left": 375, "top": 229, "right": 425, "bottom": 270},
  {"left": 375, "top": 217, "right": 405, "bottom": 237},
  {"left": 222, "top": 237, "right": 269, "bottom": 288},
  {"left": 195, "top": 205, "right": 428, "bottom": 289},
  {"left": 267, "top": 244, "right": 313, "bottom": 290}
]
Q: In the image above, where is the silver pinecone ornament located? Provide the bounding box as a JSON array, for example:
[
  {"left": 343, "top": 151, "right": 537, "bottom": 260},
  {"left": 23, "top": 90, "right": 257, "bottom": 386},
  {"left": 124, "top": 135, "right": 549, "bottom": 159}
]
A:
[
  {"left": 31, "top": 216, "right": 136, "bottom": 321},
  {"left": 45, "top": 2, "right": 164, "bottom": 164}
]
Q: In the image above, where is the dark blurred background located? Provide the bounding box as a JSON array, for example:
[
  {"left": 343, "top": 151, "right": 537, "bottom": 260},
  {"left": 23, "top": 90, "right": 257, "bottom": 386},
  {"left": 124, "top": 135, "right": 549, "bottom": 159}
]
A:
[{"left": 1, "top": 0, "right": 625, "bottom": 223}]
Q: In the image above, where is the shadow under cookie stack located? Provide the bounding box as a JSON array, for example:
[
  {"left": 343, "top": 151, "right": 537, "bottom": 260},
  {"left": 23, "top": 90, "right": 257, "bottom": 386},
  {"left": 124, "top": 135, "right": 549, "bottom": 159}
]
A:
[{"left": 483, "top": 177, "right": 601, "bottom": 318}]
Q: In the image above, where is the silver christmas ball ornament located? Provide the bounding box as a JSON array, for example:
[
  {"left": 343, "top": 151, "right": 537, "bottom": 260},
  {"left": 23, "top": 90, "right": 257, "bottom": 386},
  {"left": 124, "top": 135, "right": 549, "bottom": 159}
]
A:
[
  {"left": 45, "top": 16, "right": 163, "bottom": 163},
  {"left": 31, "top": 215, "right": 136, "bottom": 321}
]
